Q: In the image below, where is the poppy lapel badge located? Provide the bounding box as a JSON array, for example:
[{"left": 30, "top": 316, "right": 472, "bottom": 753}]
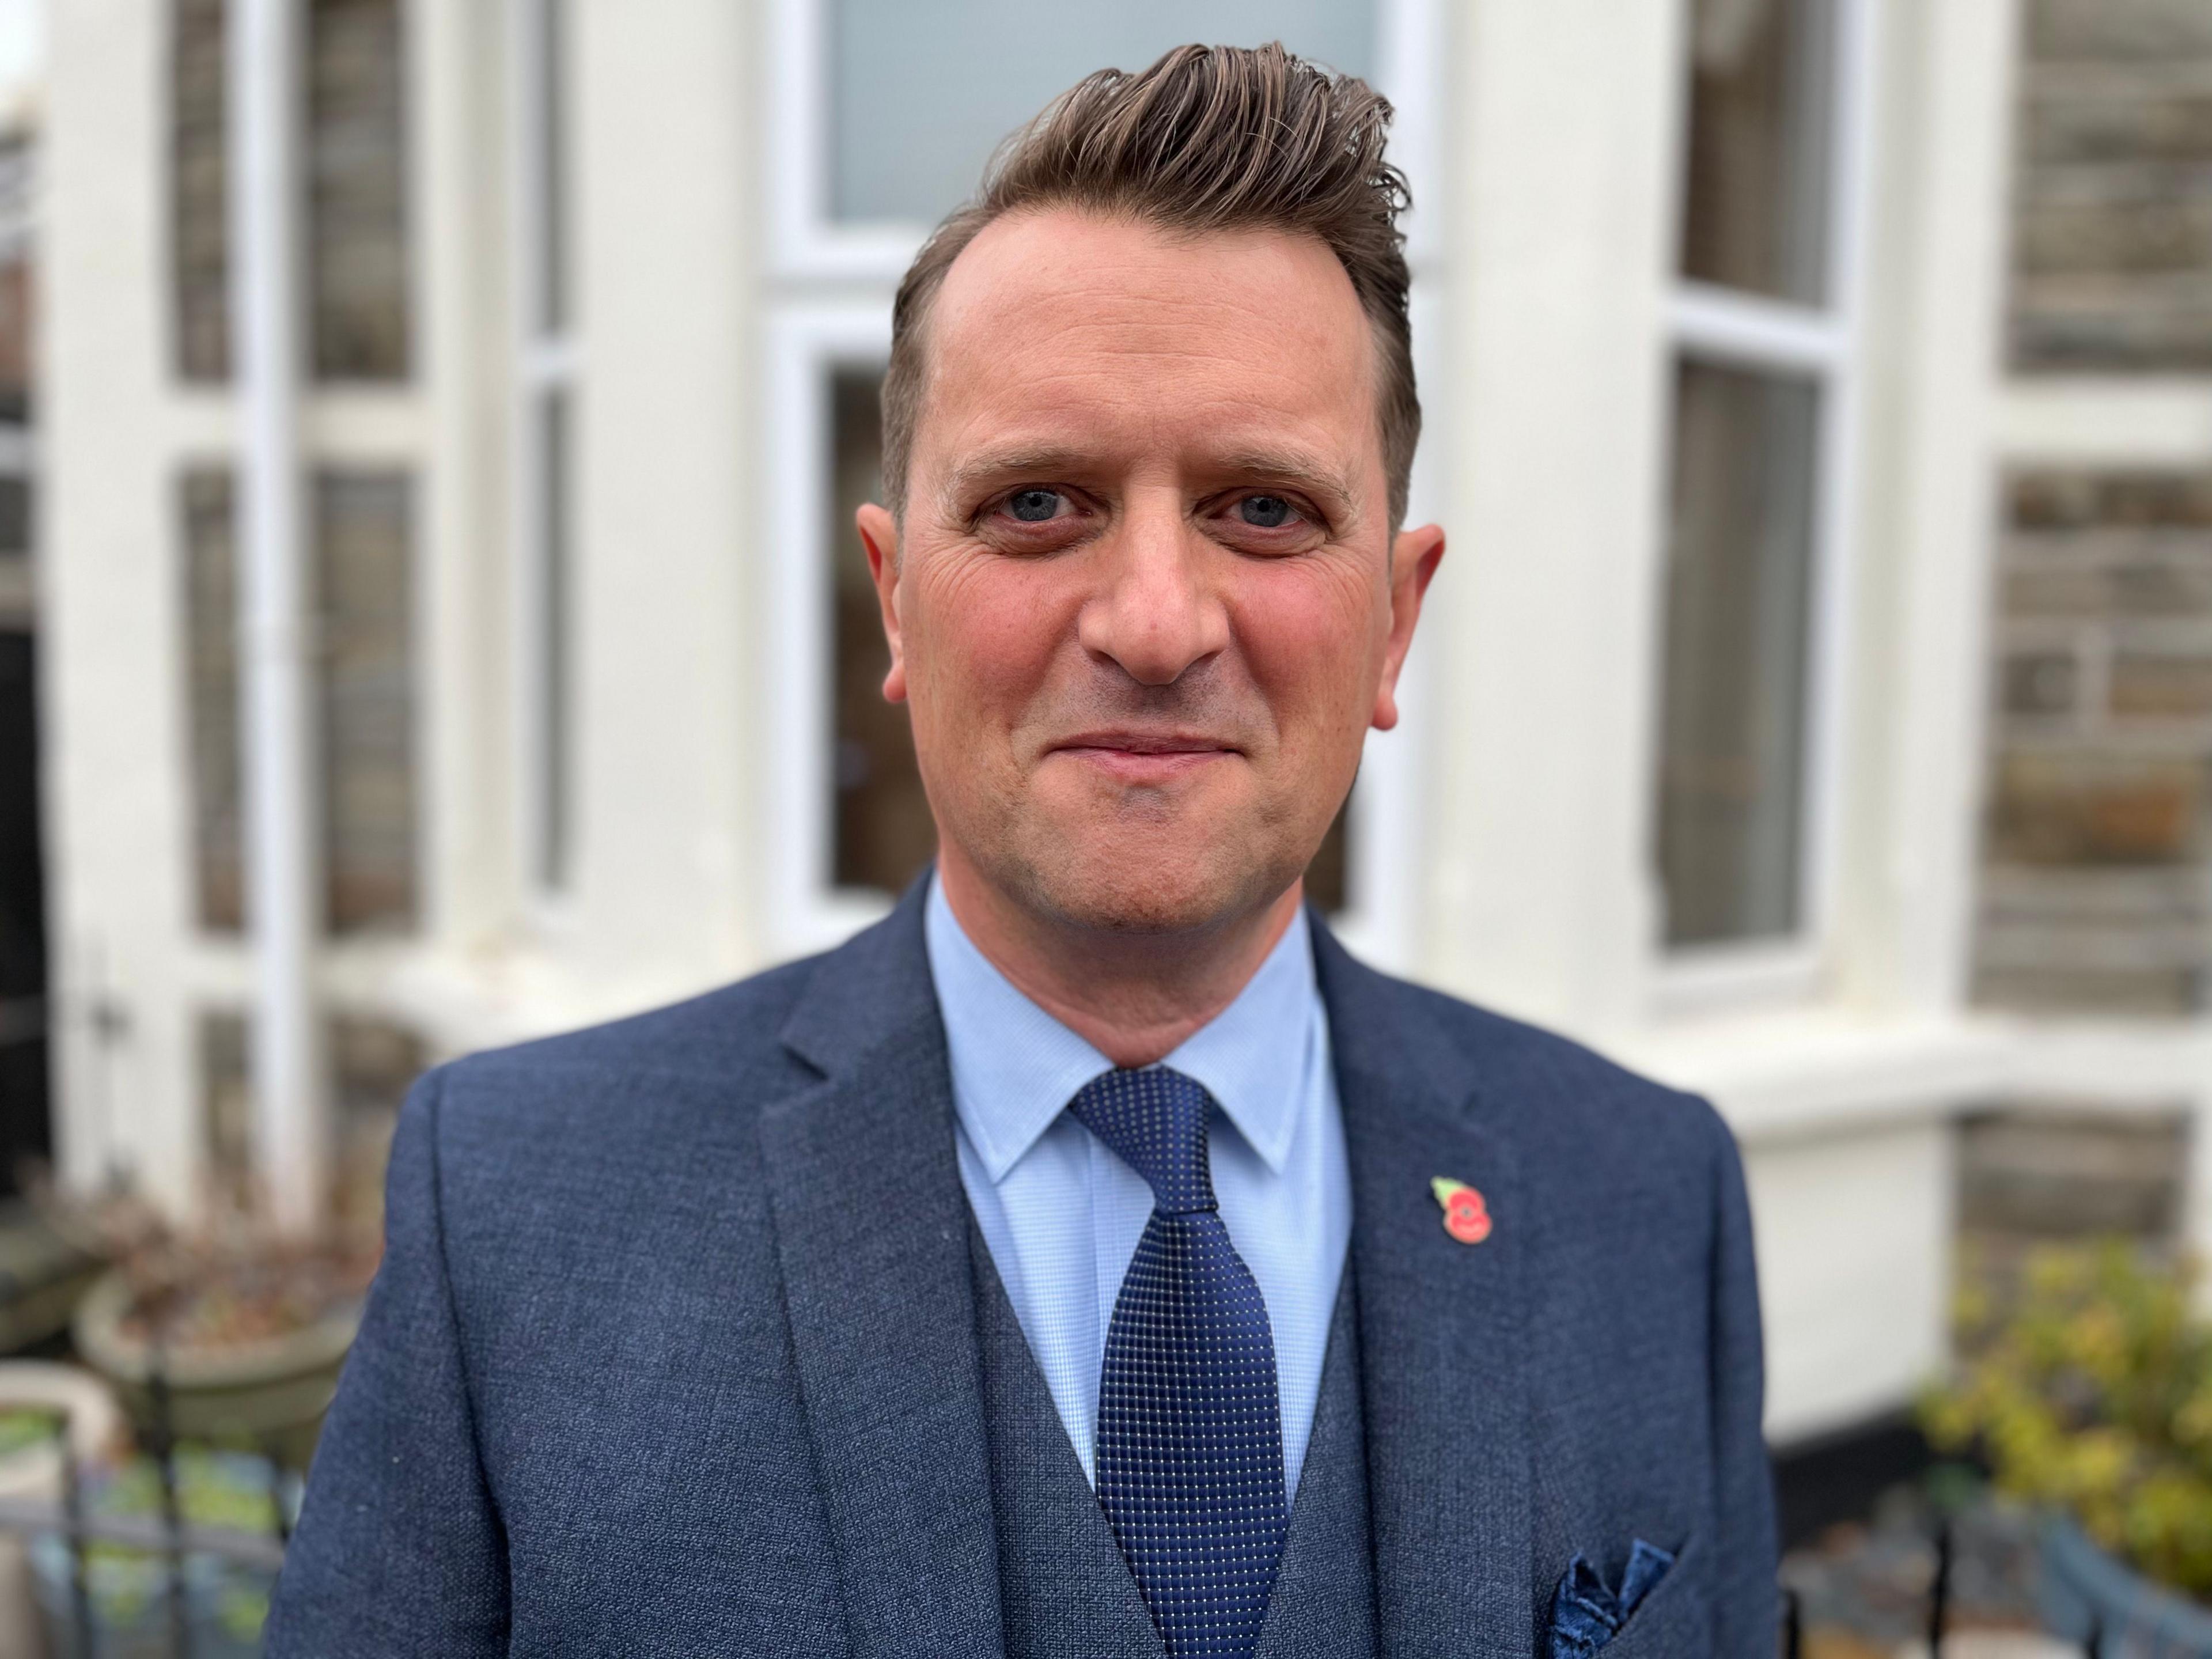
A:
[{"left": 1431, "top": 1176, "right": 1492, "bottom": 1244}]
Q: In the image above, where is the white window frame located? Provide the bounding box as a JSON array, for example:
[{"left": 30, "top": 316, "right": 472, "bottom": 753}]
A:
[
  {"left": 760, "top": 0, "right": 1447, "bottom": 971},
  {"left": 1654, "top": 0, "right": 1880, "bottom": 1012},
  {"left": 507, "top": 0, "right": 581, "bottom": 909}
]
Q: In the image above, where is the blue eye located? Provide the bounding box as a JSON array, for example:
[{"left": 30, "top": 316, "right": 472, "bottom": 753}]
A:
[
  {"left": 1007, "top": 488, "right": 1061, "bottom": 522},
  {"left": 1239, "top": 495, "right": 1294, "bottom": 528}
]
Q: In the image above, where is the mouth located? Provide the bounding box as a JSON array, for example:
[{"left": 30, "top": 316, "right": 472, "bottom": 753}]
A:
[{"left": 1048, "top": 729, "right": 1240, "bottom": 784}]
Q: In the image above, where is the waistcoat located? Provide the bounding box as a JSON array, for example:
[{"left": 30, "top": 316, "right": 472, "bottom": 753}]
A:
[{"left": 969, "top": 1226, "right": 1379, "bottom": 1659}]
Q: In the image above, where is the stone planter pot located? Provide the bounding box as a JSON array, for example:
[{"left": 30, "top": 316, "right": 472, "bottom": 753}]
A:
[
  {"left": 2040, "top": 1513, "right": 2212, "bottom": 1656},
  {"left": 0, "top": 1205, "right": 104, "bottom": 1357},
  {"left": 70, "top": 1270, "right": 361, "bottom": 1472}
]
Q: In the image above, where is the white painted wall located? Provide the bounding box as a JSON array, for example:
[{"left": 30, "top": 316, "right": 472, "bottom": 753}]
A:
[
  {"left": 1749, "top": 1119, "right": 1955, "bottom": 1443},
  {"left": 43, "top": 0, "right": 200, "bottom": 1210}
]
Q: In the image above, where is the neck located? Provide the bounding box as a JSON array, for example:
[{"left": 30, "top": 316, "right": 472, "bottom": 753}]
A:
[{"left": 935, "top": 852, "right": 1304, "bottom": 1069}]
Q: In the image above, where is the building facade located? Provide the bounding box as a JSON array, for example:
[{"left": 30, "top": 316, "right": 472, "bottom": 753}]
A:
[{"left": 32, "top": 0, "right": 2212, "bottom": 1446}]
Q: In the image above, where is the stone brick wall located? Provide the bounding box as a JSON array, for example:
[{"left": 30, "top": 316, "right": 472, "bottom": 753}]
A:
[
  {"left": 1974, "top": 1, "right": 2212, "bottom": 1016},
  {"left": 2009, "top": 0, "right": 2212, "bottom": 370},
  {"left": 1975, "top": 471, "right": 2212, "bottom": 1013}
]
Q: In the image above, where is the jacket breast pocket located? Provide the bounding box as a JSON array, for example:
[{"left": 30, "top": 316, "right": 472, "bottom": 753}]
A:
[{"left": 1593, "top": 1532, "right": 1708, "bottom": 1659}]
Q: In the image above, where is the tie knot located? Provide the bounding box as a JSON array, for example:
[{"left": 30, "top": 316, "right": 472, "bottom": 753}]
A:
[{"left": 1067, "top": 1066, "right": 1218, "bottom": 1215}]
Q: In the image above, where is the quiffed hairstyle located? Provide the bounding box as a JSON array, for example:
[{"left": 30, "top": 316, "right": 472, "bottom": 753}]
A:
[{"left": 881, "top": 42, "right": 1420, "bottom": 528}]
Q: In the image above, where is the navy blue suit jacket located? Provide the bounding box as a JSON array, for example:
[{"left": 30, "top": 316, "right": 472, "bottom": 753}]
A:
[{"left": 266, "top": 887, "right": 1777, "bottom": 1656}]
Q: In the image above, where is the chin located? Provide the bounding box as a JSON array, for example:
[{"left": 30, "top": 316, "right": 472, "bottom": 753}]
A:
[{"left": 999, "top": 821, "right": 1302, "bottom": 938}]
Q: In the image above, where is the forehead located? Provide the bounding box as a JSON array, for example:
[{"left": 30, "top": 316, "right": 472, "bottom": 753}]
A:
[{"left": 918, "top": 208, "right": 1378, "bottom": 476}]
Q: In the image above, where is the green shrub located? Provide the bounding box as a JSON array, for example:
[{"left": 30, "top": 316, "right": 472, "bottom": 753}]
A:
[{"left": 1924, "top": 1241, "right": 2212, "bottom": 1599}]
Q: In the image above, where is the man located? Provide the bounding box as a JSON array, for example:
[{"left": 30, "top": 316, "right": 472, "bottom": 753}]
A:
[{"left": 269, "top": 43, "right": 1775, "bottom": 1659}]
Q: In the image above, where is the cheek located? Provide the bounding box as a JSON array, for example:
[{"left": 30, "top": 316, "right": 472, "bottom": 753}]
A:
[
  {"left": 1229, "top": 558, "right": 1387, "bottom": 734},
  {"left": 906, "top": 555, "right": 1071, "bottom": 732}
]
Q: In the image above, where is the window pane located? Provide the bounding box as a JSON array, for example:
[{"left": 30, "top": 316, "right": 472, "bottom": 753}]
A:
[
  {"left": 319, "top": 470, "right": 416, "bottom": 933},
  {"left": 829, "top": 369, "right": 934, "bottom": 893},
  {"left": 171, "top": 0, "right": 414, "bottom": 381},
  {"left": 1679, "top": 0, "right": 1834, "bottom": 305},
  {"left": 831, "top": 1, "right": 1376, "bottom": 226},
  {"left": 310, "top": 0, "right": 411, "bottom": 379},
  {"left": 1654, "top": 359, "right": 1820, "bottom": 947},
  {"left": 184, "top": 467, "right": 421, "bottom": 936},
  {"left": 533, "top": 389, "right": 574, "bottom": 891},
  {"left": 183, "top": 468, "right": 243, "bottom": 930},
  {"left": 0, "top": 476, "right": 29, "bottom": 561},
  {"left": 171, "top": 0, "right": 229, "bottom": 381},
  {"left": 529, "top": 0, "right": 571, "bottom": 337},
  {"left": 1304, "top": 794, "right": 1350, "bottom": 916},
  {"left": 200, "top": 1009, "right": 425, "bottom": 1234},
  {"left": 0, "top": 250, "right": 33, "bottom": 425}
]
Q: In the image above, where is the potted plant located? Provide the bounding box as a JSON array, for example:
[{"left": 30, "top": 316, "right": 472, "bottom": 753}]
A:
[
  {"left": 62, "top": 1191, "right": 373, "bottom": 1474},
  {"left": 1924, "top": 1240, "right": 2212, "bottom": 1652}
]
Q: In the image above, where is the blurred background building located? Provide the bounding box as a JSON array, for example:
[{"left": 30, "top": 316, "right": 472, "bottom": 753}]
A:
[{"left": 6, "top": 0, "right": 2211, "bottom": 1483}]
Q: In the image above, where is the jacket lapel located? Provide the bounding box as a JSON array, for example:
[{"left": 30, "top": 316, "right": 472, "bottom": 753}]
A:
[
  {"left": 1315, "top": 919, "right": 1535, "bottom": 1659},
  {"left": 763, "top": 884, "right": 1005, "bottom": 1659}
]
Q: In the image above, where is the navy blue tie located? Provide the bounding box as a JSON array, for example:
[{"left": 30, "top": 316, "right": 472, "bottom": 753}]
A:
[{"left": 1068, "top": 1067, "right": 1289, "bottom": 1658}]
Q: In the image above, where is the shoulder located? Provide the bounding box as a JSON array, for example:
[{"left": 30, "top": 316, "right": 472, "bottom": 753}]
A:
[
  {"left": 1321, "top": 940, "right": 1736, "bottom": 1191},
  {"left": 406, "top": 951, "right": 830, "bottom": 1162}
]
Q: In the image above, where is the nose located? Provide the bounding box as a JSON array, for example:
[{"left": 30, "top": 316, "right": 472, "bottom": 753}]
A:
[{"left": 1076, "top": 495, "right": 1229, "bottom": 687}]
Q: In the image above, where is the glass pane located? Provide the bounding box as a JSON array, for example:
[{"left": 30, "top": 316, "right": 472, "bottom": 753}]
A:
[
  {"left": 1654, "top": 359, "right": 1820, "bottom": 947},
  {"left": 199, "top": 1008, "right": 253, "bottom": 1211},
  {"left": 319, "top": 470, "right": 416, "bottom": 933},
  {"left": 309, "top": 0, "right": 412, "bottom": 380},
  {"left": 171, "top": 0, "right": 229, "bottom": 381},
  {"left": 1304, "top": 794, "right": 1350, "bottom": 916},
  {"left": 1679, "top": 0, "right": 1834, "bottom": 305},
  {"left": 532, "top": 0, "right": 571, "bottom": 336},
  {"left": 0, "top": 476, "right": 29, "bottom": 560},
  {"left": 0, "top": 253, "right": 34, "bottom": 423},
  {"left": 831, "top": 369, "right": 937, "bottom": 893},
  {"left": 535, "top": 389, "right": 574, "bottom": 890},
  {"left": 832, "top": 1, "right": 1376, "bottom": 226},
  {"left": 330, "top": 1014, "right": 423, "bottom": 1245},
  {"left": 183, "top": 468, "right": 243, "bottom": 931}
]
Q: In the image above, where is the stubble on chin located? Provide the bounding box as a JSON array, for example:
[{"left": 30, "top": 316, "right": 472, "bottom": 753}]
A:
[{"left": 973, "top": 786, "right": 1309, "bottom": 940}]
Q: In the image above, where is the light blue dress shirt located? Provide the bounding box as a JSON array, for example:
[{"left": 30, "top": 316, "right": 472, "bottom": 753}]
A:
[{"left": 925, "top": 876, "right": 1352, "bottom": 1497}]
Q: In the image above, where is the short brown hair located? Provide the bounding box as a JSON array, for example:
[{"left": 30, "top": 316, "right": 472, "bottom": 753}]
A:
[{"left": 881, "top": 42, "right": 1419, "bottom": 528}]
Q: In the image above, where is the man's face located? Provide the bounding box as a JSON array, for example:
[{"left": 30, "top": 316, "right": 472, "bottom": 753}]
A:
[{"left": 859, "top": 208, "right": 1442, "bottom": 938}]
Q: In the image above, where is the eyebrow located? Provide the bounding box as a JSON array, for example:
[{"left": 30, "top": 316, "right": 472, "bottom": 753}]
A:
[
  {"left": 1207, "top": 449, "right": 1362, "bottom": 517},
  {"left": 936, "top": 445, "right": 1096, "bottom": 516},
  {"left": 934, "top": 443, "right": 1363, "bottom": 522}
]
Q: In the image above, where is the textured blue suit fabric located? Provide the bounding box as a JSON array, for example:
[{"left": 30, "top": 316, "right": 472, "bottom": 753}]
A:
[{"left": 264, "top": 881, "right": 1777, "bottom": 1657}]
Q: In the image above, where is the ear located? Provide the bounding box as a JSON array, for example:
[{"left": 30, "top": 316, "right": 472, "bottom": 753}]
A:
[
  {"left": 856, "top": 502, "right": 907, "bottom": 703},
  {"left": 1372, "top": 522, "right": 1445, "bottom": 732}
]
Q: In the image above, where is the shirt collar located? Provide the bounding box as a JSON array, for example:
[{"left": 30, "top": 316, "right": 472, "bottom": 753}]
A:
[{"left": 925, "top": 875, "right": 1320, "bottom": 1184}]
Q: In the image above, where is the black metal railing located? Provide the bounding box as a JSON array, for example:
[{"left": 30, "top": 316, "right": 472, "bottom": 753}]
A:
[
  {"left": 0, "top": 1357, "right": 294, "bottom": 1659},
  {"left": 1779, "top": 1514, "right": 2109, "bottom": 1659}
]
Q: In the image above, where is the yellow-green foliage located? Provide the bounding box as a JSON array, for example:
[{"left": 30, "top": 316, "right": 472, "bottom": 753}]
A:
[{"left": 1925, "top": 1242, "right": 2212, "bottom": 1599}]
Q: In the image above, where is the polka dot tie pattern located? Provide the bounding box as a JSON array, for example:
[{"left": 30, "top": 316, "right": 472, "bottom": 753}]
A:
[{"left": 1067, "top": 1066, "right": 1290, "bottom": 1659}]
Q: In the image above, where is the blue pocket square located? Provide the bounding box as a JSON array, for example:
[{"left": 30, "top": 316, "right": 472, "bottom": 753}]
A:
[{"left": 1547, "top": 1538, "right": 1675, "bottom": 1658}]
